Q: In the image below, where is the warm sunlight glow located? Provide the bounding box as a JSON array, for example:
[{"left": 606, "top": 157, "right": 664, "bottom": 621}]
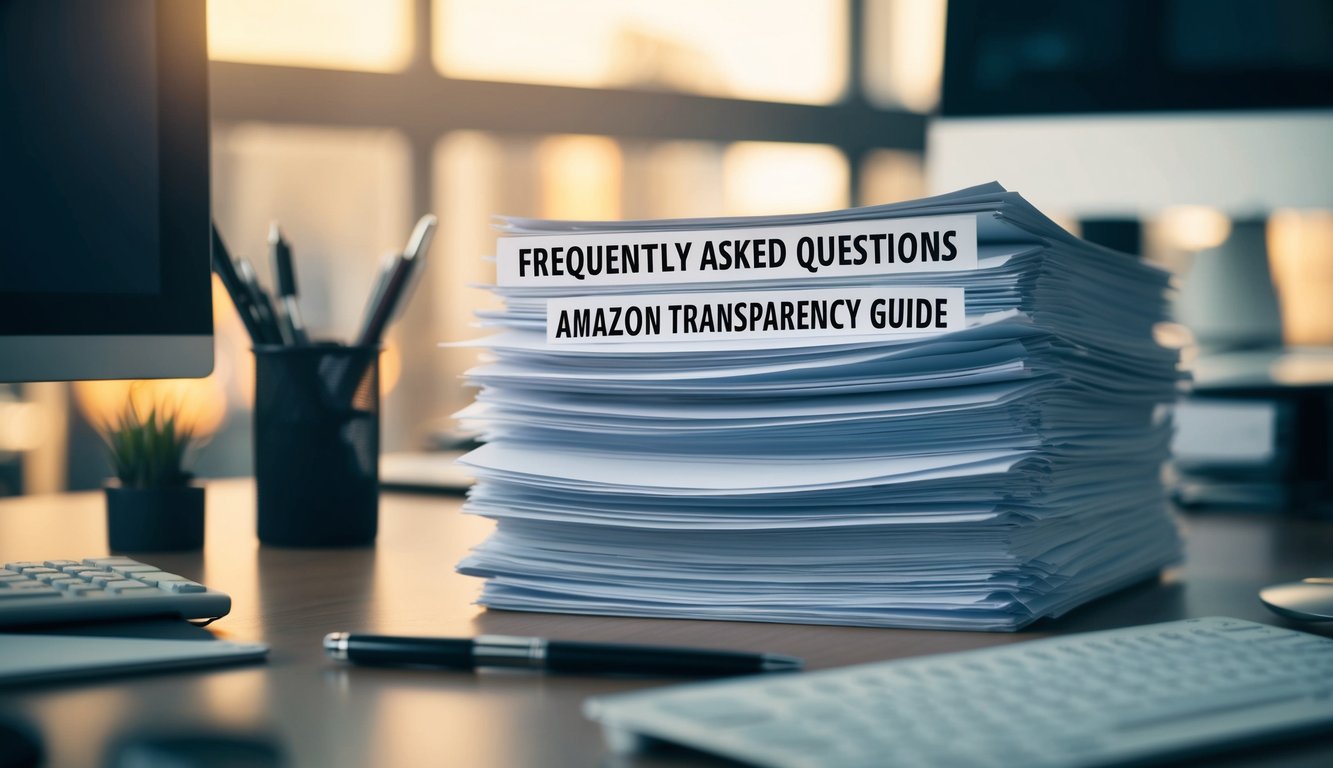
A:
[
  {"left": 73, "top": 378, "right": 229, "bottom": 441},
  {"left": 1158, "top": 206, "right": 1233, "bottom": 252},
  {"left": 434, "top": 0, "right": 847, "bottom": 104},
  {"left": 723, "top": 142, "right": 849, "bottom": 216},
  {"left": 380, "top": 339, "right": 403, "bottom": 397},
  {"left": 0, "top": 399, "right": 46, "bottom": 453},
  {"left": 644, "top": 142, "right": 726, "bottom": 219},
  {"left": 211, "top": 274, "right": 258, "bottom": 409},
  {"left": 71, "top": 277, "right": 236, "bottom": 439},
  {"left": 860, "top": 149, "right": 926, "bottom": 206},
  {"left": 1268, "top": 209, "right": 1333, "bottom": 346},
  {"left": 538, "top": 135, "right": 623, "bottom": 220},
  {"left": 433, "top": 132, "right": 504, "bottom": 418},
  {"left": 864, "top": 0, "right": 947, "bottom": 112},
  {"left": 209, "top": 0, "right": 413, "bottom": 72},
  {"left": 212, "top": 123, "right": 412, "bottom": 342}
]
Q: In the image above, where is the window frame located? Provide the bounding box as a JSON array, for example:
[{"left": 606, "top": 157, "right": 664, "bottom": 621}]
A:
[{"left": 208, "top": 0, "right": 928, "bottom": 220}]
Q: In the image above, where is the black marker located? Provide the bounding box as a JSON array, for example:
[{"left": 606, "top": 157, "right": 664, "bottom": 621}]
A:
[
  {"left": 269, "top": 222, "right": 309, "bottom": 345},
  {"left": 236, "top": 257, "right": 282, "bottom": 345},
  {"left": 212, "top": 223, "right": 267, "bottom": 344},
  {"left": 323, "top": 633, "right": 802, "bottom": 677}
]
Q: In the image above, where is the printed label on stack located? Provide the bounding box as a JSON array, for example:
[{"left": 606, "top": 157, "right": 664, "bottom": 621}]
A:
[
  {"left": 500, "top": 214, "right": 978, "bottom": 288},
  {"left": 547, "top": 286, "right": 966, "bottom": 346}
]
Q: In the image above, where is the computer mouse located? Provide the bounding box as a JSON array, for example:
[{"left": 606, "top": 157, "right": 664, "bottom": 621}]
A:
[{"left": 1259, "top": 577, "right": 1333, "bottom": 622}]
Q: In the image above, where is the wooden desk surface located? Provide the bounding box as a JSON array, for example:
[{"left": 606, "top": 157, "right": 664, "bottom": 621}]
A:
[{"left": 1, "top": 480, "right": 1331, "bottom": 767}]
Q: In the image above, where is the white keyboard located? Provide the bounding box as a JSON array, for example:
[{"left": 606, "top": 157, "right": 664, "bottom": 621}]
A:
[
  {"left": 0, "top": 557, "right": 230, "bottom": 627},
  {"left": 585, "top": 617, "right": 1333, "bottom": 768}
]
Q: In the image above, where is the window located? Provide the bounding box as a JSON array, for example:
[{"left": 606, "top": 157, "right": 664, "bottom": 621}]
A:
[
  {"left": 209, "top": 0, "right": 413, "bottom": 72},
  {"left": 433, "top": 0, "right": 848, "bottom": 104},
  {"left": 862, "top": 0, "right": 948, "bottom": 112},
  {"left": 19, "top": 0, "right": 942, "bottom": 492}
]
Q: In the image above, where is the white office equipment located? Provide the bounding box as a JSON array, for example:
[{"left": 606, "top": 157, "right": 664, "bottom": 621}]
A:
[
  {"left": 586, "top": 617, "right": 1333, "bottom": 768},
  {"left": 0, "top": 634, "right": 266, "bottom": 686},
  {"left": 1172, "top": 399, "right": 1278, "bottom": 467},
  {"left": 0, "top": 557, "right": 230, "bottom": 627},
  {"left": 454, "top": 183, "right": 1184, "bottom": 630}
]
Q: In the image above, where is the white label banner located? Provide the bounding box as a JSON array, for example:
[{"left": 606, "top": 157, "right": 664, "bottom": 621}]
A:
[
  {"left": 546, "top": 286, "right": 966, "bottom": 346},
  {"left": 499, "top": 214, "right": 977, "bottom": 287}
]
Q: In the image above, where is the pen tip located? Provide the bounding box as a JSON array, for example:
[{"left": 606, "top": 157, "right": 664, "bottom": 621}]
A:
[
  {"left": 268, "top": 221, "right": 281, "bottom": 244},
  {"left": 761, "top": 654, "right": 804, "bottom": 672},
  {"left": 324, "top": 632, "right": 350, "bottom": 660}
]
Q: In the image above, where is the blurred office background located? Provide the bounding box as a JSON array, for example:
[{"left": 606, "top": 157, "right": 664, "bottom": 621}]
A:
[{"left": 2, "top": 0, "right": 1332, "bottom": 496}]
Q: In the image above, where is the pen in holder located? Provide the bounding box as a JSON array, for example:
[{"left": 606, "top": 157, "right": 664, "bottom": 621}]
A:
[{"left": 253, "top": 344, "right": 380, "bottom": 547}]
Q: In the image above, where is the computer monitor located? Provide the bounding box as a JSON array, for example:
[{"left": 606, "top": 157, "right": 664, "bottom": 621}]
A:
[
  {"left": 928, "top": 0, "right": 1333, "bottom": 351},
  {"left": 928, "top": 0, "right": 1333, "bottom": 218},
  {"left": 0, "top": 0, "right": 212, "bottom": 382}
]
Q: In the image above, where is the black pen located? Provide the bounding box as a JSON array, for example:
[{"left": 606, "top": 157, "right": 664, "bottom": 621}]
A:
[
  {"left": 236, "top": 258, "right": 282, "bottom": 345},
  {"left": 353, "top": 251, "right": 413, "bottom": 349},
  {"left": 211, "top": 223, "right": 267, "bottom": 343},
  {"left": 269, "top": 222, "right": 309, "bottom": 345},
  {"left": 392, "top": 214, "right": 437, "bottom": 323},
  {"left": 338, "top": 214, "right": 438, "bottom": 402},
  {"left": 355, "top": 252, "right": 398, "bottom": 347},
  {"left": 323, "top": 633, "right": 803, "bottom": 677},
  {"left": 353, "top": 214, "right": 437, "bottom": 347}
]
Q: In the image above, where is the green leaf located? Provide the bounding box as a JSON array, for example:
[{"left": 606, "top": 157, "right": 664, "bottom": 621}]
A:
[{"left": 96, "top": 396, "right": 200, "bottom": 489}]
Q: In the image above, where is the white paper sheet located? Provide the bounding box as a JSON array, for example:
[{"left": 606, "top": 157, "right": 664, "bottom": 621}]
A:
[{"left": 449, "top": 182, "right": 1183, "bottom": 631}]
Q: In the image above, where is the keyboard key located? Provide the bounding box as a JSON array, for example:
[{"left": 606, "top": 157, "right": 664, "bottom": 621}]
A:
[
  {"left": 0, "top": 555, "right": 227, "bottom": 628},
  {"left": 1113, "top": 683, "right": 1315, "bottom": 729},
  {"left": 157, "top": 580, "right": 206, "bottom": 594},
  {"left": 3, "top": 580, "right": 53, "bottom": 590},
  {"left": 587, "top": 618, "right": 1333, "bottom": 768},
  {"left": 105, "top": 582, "right": 156, "bottom": 594},
  {"left": 109, "top": 564, "right": 160, "bottom": 575},
  {"left": 657, "top": 697, "right": 774, "bottom": 727},
  {"left": 82, "top": 557, "right": 139, "bottom": 567},
  {"left": 134, "top": 572, "right": 187, "bottom": 585},
  {"left": 0, "top": 586, "right": 58, "bottom": 599}
]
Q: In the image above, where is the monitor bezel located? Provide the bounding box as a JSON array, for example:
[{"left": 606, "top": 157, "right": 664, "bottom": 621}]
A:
[{"left": 0, "top": 0, "right": 212, "bottom": 381}]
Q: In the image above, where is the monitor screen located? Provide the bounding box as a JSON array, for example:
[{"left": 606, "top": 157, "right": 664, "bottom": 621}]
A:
[
  {"left": 0, "top": 0, "right": 211, "bottom": 381},
  {"left": 929, "top": 0, "right": 1333, "bottom": 216},
  {"left": 942, "top": 0, "right": 1333, "bottom": 117}
]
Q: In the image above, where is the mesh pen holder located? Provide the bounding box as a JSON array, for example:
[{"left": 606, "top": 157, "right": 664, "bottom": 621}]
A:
[{"left": 253, "top": 344, "right": 380, "bottom": 547}]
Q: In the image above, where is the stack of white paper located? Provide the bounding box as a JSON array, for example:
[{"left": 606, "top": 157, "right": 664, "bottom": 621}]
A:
[{"left": 452, "top": 182, "right": 1183, "bottom": 631}]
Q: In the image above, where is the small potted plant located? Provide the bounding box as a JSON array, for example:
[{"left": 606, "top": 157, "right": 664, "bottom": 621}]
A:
[{"left": 100, "top": 400, "right": 205, "bottom": 552}]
